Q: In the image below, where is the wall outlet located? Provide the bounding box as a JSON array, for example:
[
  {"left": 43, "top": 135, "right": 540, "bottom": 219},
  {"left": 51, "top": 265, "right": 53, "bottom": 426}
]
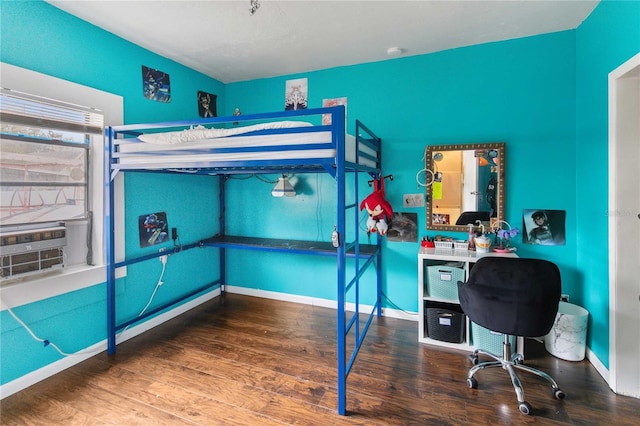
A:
[
  {"left": 159, "top": 247, "right": 168, "bottom": 264},
  {"left": 561, "top": 294, "right": 570, "bottom": 302}
]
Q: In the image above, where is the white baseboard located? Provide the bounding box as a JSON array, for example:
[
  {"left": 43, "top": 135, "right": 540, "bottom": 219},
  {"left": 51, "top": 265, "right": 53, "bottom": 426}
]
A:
[
  {"left": 586, "top": 346, "right": 609, "bottom": 384},
  {"left": 224, "top": 285, "right": 420, "bottom": 322},
  {"left": 0, "top": 288, "right": 220, "bottom": 400}
]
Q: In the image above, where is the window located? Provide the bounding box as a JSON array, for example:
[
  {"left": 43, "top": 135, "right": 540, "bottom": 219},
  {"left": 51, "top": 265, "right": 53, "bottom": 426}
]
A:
[
  {"left": 0, "top": 89, "right": 102, "bottom": 226},
  {"left": 0, "top": 62, "right": 123, "bottom": 306},
  {"left": 0, "top": 89, "right": 106, "bottom": 280}
]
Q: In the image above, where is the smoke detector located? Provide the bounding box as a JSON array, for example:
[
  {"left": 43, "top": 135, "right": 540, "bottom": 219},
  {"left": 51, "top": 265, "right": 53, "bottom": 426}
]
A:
[{"left": 386, "top": 47, "right": 404, "bottom": 57}]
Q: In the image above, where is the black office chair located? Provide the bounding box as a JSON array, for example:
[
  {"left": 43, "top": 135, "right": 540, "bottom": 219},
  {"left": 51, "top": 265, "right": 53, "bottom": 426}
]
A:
[
  {"left": 457, "top": 257, "right": 565, "bottom": 415},
  {"left": 455, "top": 211, "right": 490, "bottom": 225}
]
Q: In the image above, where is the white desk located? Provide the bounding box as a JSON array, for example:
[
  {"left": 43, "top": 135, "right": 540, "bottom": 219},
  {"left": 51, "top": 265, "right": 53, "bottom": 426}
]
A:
[{"left": 417, "top": 248, "right": 523, "bottom": 354}]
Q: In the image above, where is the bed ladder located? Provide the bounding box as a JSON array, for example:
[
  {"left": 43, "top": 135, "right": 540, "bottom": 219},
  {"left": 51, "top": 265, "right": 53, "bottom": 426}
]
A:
[{"left": 336, "top": 119, "right": 383, "bottom": 415}]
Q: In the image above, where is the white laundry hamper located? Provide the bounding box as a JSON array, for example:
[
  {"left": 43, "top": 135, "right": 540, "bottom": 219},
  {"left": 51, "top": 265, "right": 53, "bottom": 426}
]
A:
[{"left": 544, "top": 301, "right": 589, "bottom": 361}]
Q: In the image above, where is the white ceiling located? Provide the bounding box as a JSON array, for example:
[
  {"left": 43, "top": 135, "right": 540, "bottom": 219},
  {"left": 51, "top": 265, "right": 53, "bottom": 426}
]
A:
[{"left": 47, "top": 1, "right": 599, "bottom": 83}]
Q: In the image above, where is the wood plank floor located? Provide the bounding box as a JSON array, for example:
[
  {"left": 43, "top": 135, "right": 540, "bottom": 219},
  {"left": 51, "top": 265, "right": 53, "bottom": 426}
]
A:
[{"left": 2, "top": 294, "right": 638, "bottom": 425}]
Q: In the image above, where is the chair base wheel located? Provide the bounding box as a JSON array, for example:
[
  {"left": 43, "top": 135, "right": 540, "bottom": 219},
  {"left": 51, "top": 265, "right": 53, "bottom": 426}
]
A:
[
  {"left": 554, "top": 388, "right": 566, "bottom": 400},
  {"left": 469, "top": 354, "right": 479, "bottom": 365},
  {"left": 519, "top": 401, "right": 532, "bottom": 415},
  {"left": 467, "top": 377, "right": 478, "bottom": 389},
  {"left": 512, "top": 354, "right": 524, "bottom": 365}
]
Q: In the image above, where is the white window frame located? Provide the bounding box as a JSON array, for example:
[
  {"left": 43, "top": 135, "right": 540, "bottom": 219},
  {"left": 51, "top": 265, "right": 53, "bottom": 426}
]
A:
[
  {"left": 0, "top": 62, "right": 124, "bottom": 308},
  {"left": 0, "top": 89, "right": 95, "bottom": 232}
]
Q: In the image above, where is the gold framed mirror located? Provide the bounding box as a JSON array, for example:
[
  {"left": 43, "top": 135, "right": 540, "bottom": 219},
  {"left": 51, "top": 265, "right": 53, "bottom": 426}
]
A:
[{"left": 425, "top": 142, "right": 505, "bottom": 232}]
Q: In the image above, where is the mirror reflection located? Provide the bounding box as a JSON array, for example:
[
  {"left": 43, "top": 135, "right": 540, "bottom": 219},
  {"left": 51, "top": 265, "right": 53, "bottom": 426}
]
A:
[{"left": 425, "top": 142, "right": 505, "bottom": 231}]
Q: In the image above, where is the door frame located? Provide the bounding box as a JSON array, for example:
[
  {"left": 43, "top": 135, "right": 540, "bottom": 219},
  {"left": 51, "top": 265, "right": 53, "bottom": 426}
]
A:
[{"left": 608, "top": 52, "right": 640, "bottom": 398}]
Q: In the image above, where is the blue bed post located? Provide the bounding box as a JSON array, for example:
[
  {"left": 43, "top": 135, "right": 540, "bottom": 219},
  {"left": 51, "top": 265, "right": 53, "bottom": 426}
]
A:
[
  {"left": 218, "top": 176, "right": 226, "bottom": 294},
  {"left": 334, "top": 107, "right": 348, "bottom": 415},
  {"left": 376, "top": 233, "right": 383, "bottom": 317},
  {"left": 105, "top": 127, "right": 116, "bottom": 354}
]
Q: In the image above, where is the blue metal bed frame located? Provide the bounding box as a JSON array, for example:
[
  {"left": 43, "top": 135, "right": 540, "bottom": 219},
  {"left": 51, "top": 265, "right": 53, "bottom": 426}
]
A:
[{"left": 105, "top": 106, "right": 382, "bottom": 415}]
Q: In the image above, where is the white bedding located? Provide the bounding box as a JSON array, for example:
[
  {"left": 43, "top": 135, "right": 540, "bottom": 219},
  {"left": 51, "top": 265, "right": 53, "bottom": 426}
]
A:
[
  {"left": 137, "top": 121, "right": 312, "bottom": 145},
  {"left": 112, "top": 121, "right": 377, "bottom": 169},
  {"left": 117, "top": 129, "right": 332, "bottom": 154}
]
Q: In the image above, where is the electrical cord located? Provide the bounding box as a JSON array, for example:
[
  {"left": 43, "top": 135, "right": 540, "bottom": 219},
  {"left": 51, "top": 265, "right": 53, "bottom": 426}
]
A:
[
  {"left": 381, "top": 291, "right": 420, "bottom": 317},
  {"left": 227, "top": 173, "right": 255, "bottom": 181},
  {"left": 373, "top": 256, "right": 417, "bottom": 317},
  {"left": 2, "top": 301, "right": 75, "bottom": 356},
  {"left": 1, "top": 257, "right": 168, "bottom": 357},
  {"left": 1, "top": 295, "right": 100, "bottom": 357},
  {"left": 173, "top": 235, "right": 183, "bottom": 253},
  {"left": 137, "top": 260, "right": 166, "bottom": 317},
  {"left": 117, "top": 257, "right": 167, "bottom": 338},
  {"left": 229, "top": 173, "right": 291, "bottom": 185}
]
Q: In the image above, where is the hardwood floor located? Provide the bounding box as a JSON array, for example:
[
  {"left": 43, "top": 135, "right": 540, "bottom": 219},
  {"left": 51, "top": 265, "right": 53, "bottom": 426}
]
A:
[{"left": 2, "top": 294, "right": 638, "bottom": 425}]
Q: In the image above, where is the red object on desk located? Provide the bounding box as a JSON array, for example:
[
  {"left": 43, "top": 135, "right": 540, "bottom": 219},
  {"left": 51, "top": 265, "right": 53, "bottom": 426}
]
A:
[{"left": 421, "top": 239, "right": 435, "bottom": 248}]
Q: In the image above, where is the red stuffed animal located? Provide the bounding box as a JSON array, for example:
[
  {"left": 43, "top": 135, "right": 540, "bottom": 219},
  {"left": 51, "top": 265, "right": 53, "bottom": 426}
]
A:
[{"left": 360, "top": 179, "right": 393, "bottom": 235}]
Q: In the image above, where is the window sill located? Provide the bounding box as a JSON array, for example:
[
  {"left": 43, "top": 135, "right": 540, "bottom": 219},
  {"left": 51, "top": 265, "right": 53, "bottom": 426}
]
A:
[{"left": 0, "top": 264, "right": 124, "bottom": 310}]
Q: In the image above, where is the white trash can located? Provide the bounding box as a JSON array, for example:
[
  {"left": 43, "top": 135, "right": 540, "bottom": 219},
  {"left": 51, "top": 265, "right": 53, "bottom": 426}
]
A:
[{"left": 544, "top": 302, "right": 589, "bottom": 361}]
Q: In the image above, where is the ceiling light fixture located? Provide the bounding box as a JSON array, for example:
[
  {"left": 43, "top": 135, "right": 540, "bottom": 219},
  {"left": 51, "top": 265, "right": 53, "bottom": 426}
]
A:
[
  {"left": 386, "top": 47, "right": 404, "bottom": 57},
  {"left": 249, "top": 0, "right": 260, "bottom": 15},
  {"left": 272, "top": 175, "right": 296, "bottom": 197}
]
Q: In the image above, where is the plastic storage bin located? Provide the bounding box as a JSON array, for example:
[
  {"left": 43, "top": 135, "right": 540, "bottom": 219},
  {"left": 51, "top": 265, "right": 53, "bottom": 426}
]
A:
[
  {"left": 425, "top": 263, "right": 465, "bottom": 302},
  {"left": 544, "top": 302, "right": 589, "bottom": 361},
  {"left": 471, "top": 322, "right": 516, "bottom": 355},
  {"left": 453, "top": 240, "right": 469, "bottom": 251},
  {"left": 425, "top": 302, "right": 465, "bottom": 343},
  {"left": 434, "top": 240, "right": 453, "bottom": 249}
]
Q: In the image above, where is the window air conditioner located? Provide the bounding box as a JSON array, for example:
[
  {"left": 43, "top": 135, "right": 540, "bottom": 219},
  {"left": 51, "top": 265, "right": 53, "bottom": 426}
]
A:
[{"left": 0, "top": 223, "right": 66, "bottom": 281}]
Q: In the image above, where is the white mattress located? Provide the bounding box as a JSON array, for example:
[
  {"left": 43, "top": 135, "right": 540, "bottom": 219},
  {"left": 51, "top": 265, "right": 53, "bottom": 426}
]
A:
[{"left": 112, "top": 121, "right": 377, "bottom": 169}]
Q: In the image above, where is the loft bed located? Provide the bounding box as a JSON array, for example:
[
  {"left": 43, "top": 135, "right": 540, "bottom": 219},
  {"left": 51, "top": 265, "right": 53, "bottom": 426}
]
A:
[{"left": 105, "top": 105, "right": 383, "bottom": 415}]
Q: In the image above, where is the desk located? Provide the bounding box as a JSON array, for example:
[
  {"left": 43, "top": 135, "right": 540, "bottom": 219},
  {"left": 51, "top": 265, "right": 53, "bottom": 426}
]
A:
[{"left": 417, "top": 248, "right": 523, "bottom": 354}]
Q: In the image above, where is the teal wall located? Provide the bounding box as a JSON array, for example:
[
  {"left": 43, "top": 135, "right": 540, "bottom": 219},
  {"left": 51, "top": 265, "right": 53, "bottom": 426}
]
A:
[
  {"left": 574, "top": 0, "right": 640, "bottom": 368},
  {"left": 1, "top": 0, "right": 638, "bottom": 387},
  {"left": 1, "top": 1, "right": 223, "bottom": 384},
  {"left": 224, "top": 30, "right": 579, "bottom": 315}
]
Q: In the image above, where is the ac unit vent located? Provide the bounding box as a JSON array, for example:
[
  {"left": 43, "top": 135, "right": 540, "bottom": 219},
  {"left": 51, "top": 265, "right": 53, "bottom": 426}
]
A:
[{"left": 0, "top": 223, "right": 66, "bottom": 280}]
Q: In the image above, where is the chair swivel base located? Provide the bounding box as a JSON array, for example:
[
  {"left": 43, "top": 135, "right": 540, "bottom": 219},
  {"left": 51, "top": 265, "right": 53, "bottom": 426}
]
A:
[{"left": 466, "top": 337, "right": 566, "bottom": 415}]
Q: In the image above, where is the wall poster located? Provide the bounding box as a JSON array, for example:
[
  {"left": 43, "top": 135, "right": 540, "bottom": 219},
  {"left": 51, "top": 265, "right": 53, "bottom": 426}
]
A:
[
  {"left": 322, "top": 97, "right": 347, "bottom": 125},
  {"left": 138, "top": 212, "right": 169, "bottom": 248},
  {"left": 142, "top": 65, "right": 171, "bottom": 103},
  {"left": 197, "top": 91, "right": 217, "bottom": 118},
  {"left": 387, "top": 212, "right": 418, "bottom": 242},
  {"left": 522, "top": 209, "right": 566, "bottom": 246},
  {"left": 284, "top": 78, "right": 308, "bottom": 111}
]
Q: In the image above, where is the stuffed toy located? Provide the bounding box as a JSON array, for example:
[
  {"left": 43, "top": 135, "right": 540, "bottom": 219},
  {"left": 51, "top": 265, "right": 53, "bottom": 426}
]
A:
[{"left": 360, "top": 178, "right": 393, "bottom": 235}]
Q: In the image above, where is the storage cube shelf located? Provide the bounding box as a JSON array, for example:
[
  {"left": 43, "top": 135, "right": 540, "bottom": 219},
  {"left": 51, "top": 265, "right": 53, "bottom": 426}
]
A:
[{"left": 417, "top": 247, "right": 520, "bottom": 353}]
